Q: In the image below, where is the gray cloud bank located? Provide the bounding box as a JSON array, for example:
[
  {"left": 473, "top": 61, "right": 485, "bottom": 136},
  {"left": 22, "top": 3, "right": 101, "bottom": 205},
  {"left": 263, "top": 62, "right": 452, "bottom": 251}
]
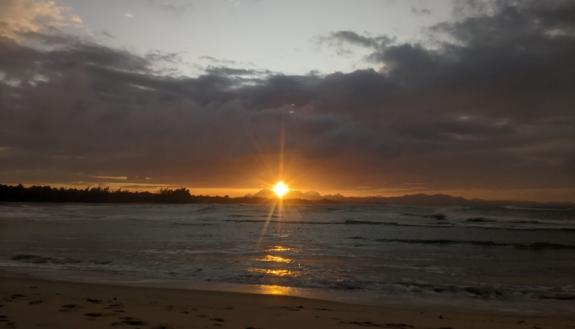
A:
[{"left": 0, "top": 0, "right": 574, "bottom": 200}]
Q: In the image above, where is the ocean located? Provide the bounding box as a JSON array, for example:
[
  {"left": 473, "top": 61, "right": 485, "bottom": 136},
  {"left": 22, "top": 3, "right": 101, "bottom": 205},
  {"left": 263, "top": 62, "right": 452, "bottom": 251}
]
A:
[{"left": 1, "top": 202, "right": 574, "bottom": 313}]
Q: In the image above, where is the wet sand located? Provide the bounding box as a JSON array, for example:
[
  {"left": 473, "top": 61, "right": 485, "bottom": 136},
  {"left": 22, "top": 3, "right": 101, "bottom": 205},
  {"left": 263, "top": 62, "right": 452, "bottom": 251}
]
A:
[{"left": 0, "top": 275, "right": 573, "bottom": 329}]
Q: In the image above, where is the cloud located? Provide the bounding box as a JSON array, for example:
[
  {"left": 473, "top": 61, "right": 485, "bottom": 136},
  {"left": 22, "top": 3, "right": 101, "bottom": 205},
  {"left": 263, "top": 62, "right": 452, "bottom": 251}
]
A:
[
  {"left": 147, "top": 0, "right": 193, "bottom": 11},
  {"left": 411, "top": 7, "right": 432, "bottom": 16},
  {"left": 325, "top": 31, "right": 382, "bottom": 49},
  {"left": 318, "top": 31, "right": 394, "bottom": 58},
  {"left": 0, "top": 0, "right": 81, "bottom": 41},
  {"left": 1, "top": 0, "right": 574, "bottom": 200},
  {"left": 204, "top": 66, "right": 271, "bottom": 79}
]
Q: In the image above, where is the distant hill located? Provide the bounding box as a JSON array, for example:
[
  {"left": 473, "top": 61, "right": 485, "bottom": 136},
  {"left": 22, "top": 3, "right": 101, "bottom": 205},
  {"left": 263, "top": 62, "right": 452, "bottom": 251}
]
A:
[
  {"left": 250, "top": 189, "right": 573, "bottom": 208},
  {"left": 337, "top": 193, "right": 573, "bottom": 208},
  {"left": 356, "top": 193, "right": 470, "bottom": 205}
]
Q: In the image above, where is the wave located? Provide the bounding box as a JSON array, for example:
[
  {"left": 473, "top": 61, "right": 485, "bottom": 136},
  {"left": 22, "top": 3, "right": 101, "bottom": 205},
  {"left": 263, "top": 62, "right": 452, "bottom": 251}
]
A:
[
  {"left": 343, "top": 219, "right": 383, "bottom": 225},
  {"left": 403, "top": 212, "right": 447, "bottom": 220},
  {"left": 504, "top": 205, "right": 573, "bottom": 212},
  {"left": 463, "top": 224, "right": 575, "bottom": 232},
  {"left": 392, "top": 281, "right": 575, "bottom": 301},
  {"left": 394, "top": 281, "right": 504, "bottom": 299},
  {"left": 225, "top": 218, "right": 452, "bottom": 228},
  {"left": 347, "top": 236, "right": 368, "bottom": 240},
  {"left": 195, "top": 206, "right": 216, "bottom": 212},
  {"left": 11, "top": 254, "right": 113, "bottom": 265},
  {"left": 172, "top": 222, "right": 215, "bottom": 226},
  {"left": 375, "top": 239, "right": 575, "bottom": 250},
  {"left": 225, "top": 218, "right": 575, "bottom": 232},
  {"left": 465, "top": 217, "right": 571, "bottom": 226},
  {"left": 465, "top": 217, "right": 497, "bottom": 223},
  {"left": 539, "top": 294, "right": 575, "bottom": 300}
]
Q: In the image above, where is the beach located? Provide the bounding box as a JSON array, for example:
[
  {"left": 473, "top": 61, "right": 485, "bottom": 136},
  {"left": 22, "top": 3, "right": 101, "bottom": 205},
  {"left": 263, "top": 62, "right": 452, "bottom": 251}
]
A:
[{"left": 2, "top": 275, "right": 574, "bottom": 329}]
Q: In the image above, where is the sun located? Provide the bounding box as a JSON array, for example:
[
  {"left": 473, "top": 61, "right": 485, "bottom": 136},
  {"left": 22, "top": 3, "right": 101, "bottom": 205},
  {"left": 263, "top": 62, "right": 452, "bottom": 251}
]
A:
[{"left": 272, "top": 181, "right": 290, "bottom": 199}]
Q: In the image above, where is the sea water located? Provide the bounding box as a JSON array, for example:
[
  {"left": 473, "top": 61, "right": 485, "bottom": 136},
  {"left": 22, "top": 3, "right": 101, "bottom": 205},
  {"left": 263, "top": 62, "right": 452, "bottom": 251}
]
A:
[{"left": 0, "top": 202, "right": 574, "bottom": 312}]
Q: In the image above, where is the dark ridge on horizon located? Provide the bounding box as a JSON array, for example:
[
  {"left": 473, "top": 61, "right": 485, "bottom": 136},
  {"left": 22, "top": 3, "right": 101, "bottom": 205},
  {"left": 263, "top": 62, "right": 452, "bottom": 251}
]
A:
[
  {"left": 0, "top": 184, "right": 573, "bottom": 207},
  {"left": 0, "top": 184, "right": 239, "bottom": 204}
]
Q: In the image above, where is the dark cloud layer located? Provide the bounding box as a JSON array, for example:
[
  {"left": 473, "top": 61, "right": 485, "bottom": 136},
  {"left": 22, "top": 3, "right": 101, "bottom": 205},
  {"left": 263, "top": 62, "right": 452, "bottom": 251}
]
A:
[{"left": 0, "top": 0, "right": 574, "bottom": 200}]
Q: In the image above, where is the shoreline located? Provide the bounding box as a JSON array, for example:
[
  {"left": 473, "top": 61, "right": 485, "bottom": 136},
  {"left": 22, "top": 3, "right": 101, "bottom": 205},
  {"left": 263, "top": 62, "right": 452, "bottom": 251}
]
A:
[
  {"left": 2, "top": 266, "right": 573, "bottom": 315},
  {"left": 1, "top": 274, "right": 574, "bottom": 329}
]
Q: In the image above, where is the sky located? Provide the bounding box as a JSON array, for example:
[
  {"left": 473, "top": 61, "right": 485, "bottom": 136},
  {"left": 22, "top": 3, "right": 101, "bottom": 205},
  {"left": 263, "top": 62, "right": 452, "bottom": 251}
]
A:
[{"left": 0, "top": 0, "right": 574, "bottom": 201}]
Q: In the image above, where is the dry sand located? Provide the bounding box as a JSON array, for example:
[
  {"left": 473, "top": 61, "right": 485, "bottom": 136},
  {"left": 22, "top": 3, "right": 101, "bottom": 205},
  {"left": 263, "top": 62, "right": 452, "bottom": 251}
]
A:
[{"left": 0, "top": 275, "right": 573, "bottom": 329}]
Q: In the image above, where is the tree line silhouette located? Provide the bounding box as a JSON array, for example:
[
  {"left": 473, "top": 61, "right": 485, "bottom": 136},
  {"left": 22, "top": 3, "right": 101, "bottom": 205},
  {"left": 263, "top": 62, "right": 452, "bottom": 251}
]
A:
[{"left": 0, "top": 184, "right": 245, "bottom": 203}]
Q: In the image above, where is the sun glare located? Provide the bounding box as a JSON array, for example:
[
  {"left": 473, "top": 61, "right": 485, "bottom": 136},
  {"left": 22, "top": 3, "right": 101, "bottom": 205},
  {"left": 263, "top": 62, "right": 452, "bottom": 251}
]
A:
[{"left": 272, "top": 181, "right": 289, "bottom": 199}]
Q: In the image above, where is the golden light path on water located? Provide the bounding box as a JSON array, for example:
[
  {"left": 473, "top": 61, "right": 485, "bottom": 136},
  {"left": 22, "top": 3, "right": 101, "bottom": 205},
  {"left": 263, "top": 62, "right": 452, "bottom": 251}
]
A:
[
  {"left": 249, "top": 244, "right": 298, "bottom": 279},
  {"left": 249, "top": 107, "right": 307, "bottom": 291}
]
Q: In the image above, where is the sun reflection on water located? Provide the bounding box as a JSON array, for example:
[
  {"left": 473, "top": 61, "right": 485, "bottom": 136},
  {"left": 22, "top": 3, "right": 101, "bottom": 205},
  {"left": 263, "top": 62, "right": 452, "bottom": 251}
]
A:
[
  {"left": 251, "top": 243, "right": 298, "bottom": 278},
  {"left": 249, "top": 268, "right": 297, "bottom": 277},
  {"left": 258, "top": 254, "right": 292, "bottom": 263},
  {"left": 255, "top": 284, "right": 296, "bottom": 295},
  {"left": 267, "top": 245, "right": 293, "bottom": 252}
]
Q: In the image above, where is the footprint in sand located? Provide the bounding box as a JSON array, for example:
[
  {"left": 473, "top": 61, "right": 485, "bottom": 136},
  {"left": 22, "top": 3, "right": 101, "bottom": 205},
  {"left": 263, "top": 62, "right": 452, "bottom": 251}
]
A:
[
  {"left": 274, "top": 305, "right": 304, "bottom": 311},
  {"left": 338, "top": 320, "right": 415, "bottom": 328},
  {"left": 7, "top": 294, "right": 24, "bottom": 302},
  {"left": 59, "top": 304, "right": 80, "bottom": 312},
  {"left": 4, "top": 321, "right": 16, "bottom": 329},
  {"left": 151, "top": 324, "right": 172, "bottom": 329},
  {"left": 314, "top": 307, "right": 331, "bottom": 311},
  {"left": 85, "top": 298, "right": 102, "bottom": 304},
  {"left": 104, "top": 303, "right": 124, "bottom": 311},
  {"left": 120, "top": 316, "right": 147, "bottom": 326},
  {"left": 339, "top": 320, "right": 383, "bottom": 327},
  {"left": 384, "top": 324, "right": 415, "bottom": 329}
]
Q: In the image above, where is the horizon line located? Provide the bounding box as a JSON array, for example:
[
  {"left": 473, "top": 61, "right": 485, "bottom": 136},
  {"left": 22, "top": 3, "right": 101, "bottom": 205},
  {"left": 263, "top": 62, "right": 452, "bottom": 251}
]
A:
[{"left": 2, "top": 183, "right": 574, "bottom": 205}]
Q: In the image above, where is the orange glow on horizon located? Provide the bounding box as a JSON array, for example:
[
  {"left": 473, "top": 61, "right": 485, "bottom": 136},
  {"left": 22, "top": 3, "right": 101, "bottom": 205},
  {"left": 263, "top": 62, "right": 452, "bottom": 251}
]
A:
[{"left": 21, "top": 182, "right": 575, "bottom": 203}]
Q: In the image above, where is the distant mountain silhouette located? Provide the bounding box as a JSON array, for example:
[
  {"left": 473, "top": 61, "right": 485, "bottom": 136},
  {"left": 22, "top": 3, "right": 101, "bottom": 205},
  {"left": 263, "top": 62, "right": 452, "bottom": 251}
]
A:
[
  {"left": 248, "top": 188, "right": 572, "bottom": 207},
  {"left": 357, "top": 193, "right": 470, "bottom": 205},
  {"left": 341, "top": 193, "right": 574, "bottom": 208}
]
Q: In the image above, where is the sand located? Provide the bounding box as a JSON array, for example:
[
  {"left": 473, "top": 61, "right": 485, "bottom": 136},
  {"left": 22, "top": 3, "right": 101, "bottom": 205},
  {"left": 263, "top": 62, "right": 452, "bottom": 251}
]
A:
[{"left": 0, "top": 275, "right": 573, "bottom": 329}]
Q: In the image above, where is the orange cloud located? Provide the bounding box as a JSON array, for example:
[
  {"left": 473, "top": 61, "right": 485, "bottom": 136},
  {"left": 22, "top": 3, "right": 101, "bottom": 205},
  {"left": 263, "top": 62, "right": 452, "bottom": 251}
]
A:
[{"left": 0, "top": 0, "right": 81, "bottom": 41}]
